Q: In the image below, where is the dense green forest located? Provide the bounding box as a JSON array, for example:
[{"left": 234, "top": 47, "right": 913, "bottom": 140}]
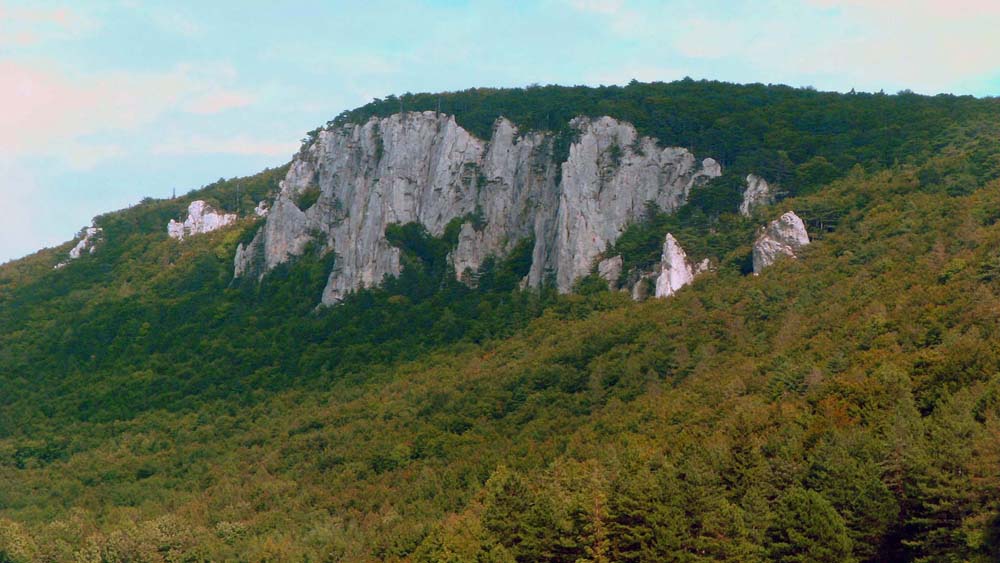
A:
[
  {"left": 326, "top": 79, "right": 999, "bottom": 199},
  {"left": 2, "top": 80, "right": 1000, "bottom": 561}
]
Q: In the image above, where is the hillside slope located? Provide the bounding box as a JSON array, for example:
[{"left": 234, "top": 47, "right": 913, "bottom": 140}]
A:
[{"left": 2, "top": 81, "right": 1000, "bottom": 561}]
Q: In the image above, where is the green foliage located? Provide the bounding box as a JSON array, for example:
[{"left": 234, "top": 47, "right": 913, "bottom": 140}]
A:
[
  {"left": 0, "top": 519, "right": 37, "bottom": 563},
  {"left": 329, "top": 80, "right": 1000, "bottom": 192},
  {"left": 608, "top": 198, "right": 756, "bottom": 283},
  {"left": 4, "top": 81, "right": 1000, "bottom": 560},
  {"left": 686, "top": 172, "right": 749, "bottom": 218},
  {"left": 767, "top": 488, "right": 854, "bottom": 563},
  {"left": 294, "top": 186, "right": 321, "bottom": 210}
]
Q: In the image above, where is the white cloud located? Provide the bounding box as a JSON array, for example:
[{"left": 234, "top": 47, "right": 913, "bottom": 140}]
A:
[
  {"left": 566, "top": 0, "right": 625, "bottom": 15},
  {"left": 185, "top": 90, "right": 256, "bottom": 114},
  {"left": 0, "top": 4, "right": 98, "bottom": 46},
  {"left": 149, "top": 8, "right": 203, "bottom": 37},
  {"left": 559, "top": 0, "right": 1000, "bottom": 94},
  {"left": 262, "top": 45, "right": 402, "bottom": 77},
  {"left": 810, "top": 0, "right": 1000, "bottom": 88},
  {"left": 807, "top": 0, "right": 1000, "bottom": 19},
  {"left": 661, "top": 1, "right": 1000, "bottom": 94},
  {"left": 0, "top": 60, "right": 259, "bottom": 167},
  {"left": 151, "top": 135, "right": 298, "bottom": 158},
  {"left": 64, "top": 144, "right": 127, "bottom": 170}
]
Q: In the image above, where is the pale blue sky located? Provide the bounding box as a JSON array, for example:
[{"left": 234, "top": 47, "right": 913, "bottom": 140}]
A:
[{"left": 2, "top": 0, "right": 999, "bottom": 262}]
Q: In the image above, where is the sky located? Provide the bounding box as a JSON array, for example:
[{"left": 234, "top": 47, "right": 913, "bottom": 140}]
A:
[{"left": 2, "top": 0, "right": 1000, "bottom": 263}]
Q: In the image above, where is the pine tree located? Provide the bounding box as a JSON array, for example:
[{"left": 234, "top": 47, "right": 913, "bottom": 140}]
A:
[{"left": 766, "top": 487, "right": 854, "bottom": 563}]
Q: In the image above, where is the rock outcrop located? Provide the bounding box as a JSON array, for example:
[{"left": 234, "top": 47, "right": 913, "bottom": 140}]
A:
[
  {"left": 55, "top": 226, "right": 102, "bottom": 268},
  {"left": 739, "top": 174, "right": 774, "bottom": 217},
  {"left": 551, "top": 117, "right": 719, "bottom": 292},
  {"left": 69, "top": 226, "right": 102, "bottom": 259},
  {"left": 168, "top": 200, "right": 237, "bottom": 241},
  {"left": 254, "top": 201, "right": 269, "bottom": 217},
  {"left": 597, "top": 255, "right": 623, "bottom": 288},
  {"left": 234, "top": 112, "right": 722, "bottom": 305},
  {"left": 654, "top": 233, "right": 709, "bottom": 298},
  {"left": 753, "top": 211, "right": 810, "bottom": 274}
]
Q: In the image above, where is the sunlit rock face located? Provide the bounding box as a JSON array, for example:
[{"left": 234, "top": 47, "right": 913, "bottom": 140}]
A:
[
  {"left": 739, "top": 174, "right": 774, "bottom": 217},
  {"left": 168, "top": 200, "right": 237, "bottom": 241},
  {"left": 655, "top": 234, "right": 694, "bottom": 298},
  {"left": 653, "top": 233, "right": 711, "bottom": 298},
  {"left": 552, "top": 116, "right": 720, "bottom": 292},
  {"left": 235, "top": 112, "right": 721, "bottom": 305},
  {"left": 753, "top": 211, "right": 810, "bottom": 274}
]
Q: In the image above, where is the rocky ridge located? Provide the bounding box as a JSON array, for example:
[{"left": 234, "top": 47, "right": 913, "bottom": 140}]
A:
[{"left": 235, "top": 112, "right": 722, "bottom": 304}]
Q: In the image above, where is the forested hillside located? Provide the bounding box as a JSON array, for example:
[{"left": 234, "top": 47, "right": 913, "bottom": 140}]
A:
[{"left": 2, "top": 80, "right": 1000, "bottom": 561}]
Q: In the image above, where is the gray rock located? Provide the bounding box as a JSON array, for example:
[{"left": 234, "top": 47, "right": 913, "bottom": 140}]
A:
[
  {"left": 753, "top": 211, "right": 810, "bottom": 274},
  {"left": 69, "top": 226, "right": 101, "bottom": 259},
  {"left": 235, "top": 112, "right": 721, "bottom": 305},
  {"left": 655, "top": 234, "right": 696, "bottom": 298},
  {"left": 55, "top": 225, "right": 102, "bottom": 269},
  {"left": 631, "top": 273, "right": 657, "bottom": 301},
  {"left": 451, "top": 222, "right": 485, "bottom": 283},
  {"left": 617, "top": 233, "right": 712, "bottom": 300},
  {"left": 739, "top": 174, "right": 774, "bottom": 217},
  {"left": 168, "top": 200, "right": 237, "bottom": 241},
  {"left": 550, "top": 117, "right": 720, "bottom": 292},
  {"left": 597, "top": 255, "right": 623, "bottom": 288}
]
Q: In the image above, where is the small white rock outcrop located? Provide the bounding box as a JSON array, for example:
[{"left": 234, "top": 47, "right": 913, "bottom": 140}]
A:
[
  {"left": 70, "top": 226, "right": 102, "bottom": 259},
  {"left": 168, "top": 200, "right": 237, "bottom": 241},
  {"left": 55, "top": 226, "right": 103, "bottom": 268},
  {"left": 739, "top": 174, "right": 774, "bottom": 217},
  {"left": 254, "top": 201, "right": 269, "bottom": 217},
  {"left": 654, "top": 233, "right": 709, "bottom": 298},
  {"left": 753, "top": 211, "right": 810, "bottom": 274}
]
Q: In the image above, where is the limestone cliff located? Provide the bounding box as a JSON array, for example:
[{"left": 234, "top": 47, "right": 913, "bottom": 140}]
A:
[
  {"left": 752, "top": 211, "right": 810, "bottom": 273},
  {"left": 234, "top": 112, "right": 722, "bottom": 305}
]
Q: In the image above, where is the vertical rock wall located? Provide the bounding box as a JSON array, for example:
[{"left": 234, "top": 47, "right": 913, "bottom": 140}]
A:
[{"left": 235, "top": 112, "right": 722, "bottom": 304}]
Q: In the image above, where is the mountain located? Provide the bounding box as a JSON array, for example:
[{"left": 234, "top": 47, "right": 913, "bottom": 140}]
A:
[{"left": 2, "top": 80, "right": 1000, "bottom": 561}]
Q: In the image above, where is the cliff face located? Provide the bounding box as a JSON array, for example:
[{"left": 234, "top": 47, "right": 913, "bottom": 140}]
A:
[
  {"left": 235, "top": 112, "right": 721, "bottom": 304},
  {"left": 753, "top": 211, "right": 810, "bottom": 273}
]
